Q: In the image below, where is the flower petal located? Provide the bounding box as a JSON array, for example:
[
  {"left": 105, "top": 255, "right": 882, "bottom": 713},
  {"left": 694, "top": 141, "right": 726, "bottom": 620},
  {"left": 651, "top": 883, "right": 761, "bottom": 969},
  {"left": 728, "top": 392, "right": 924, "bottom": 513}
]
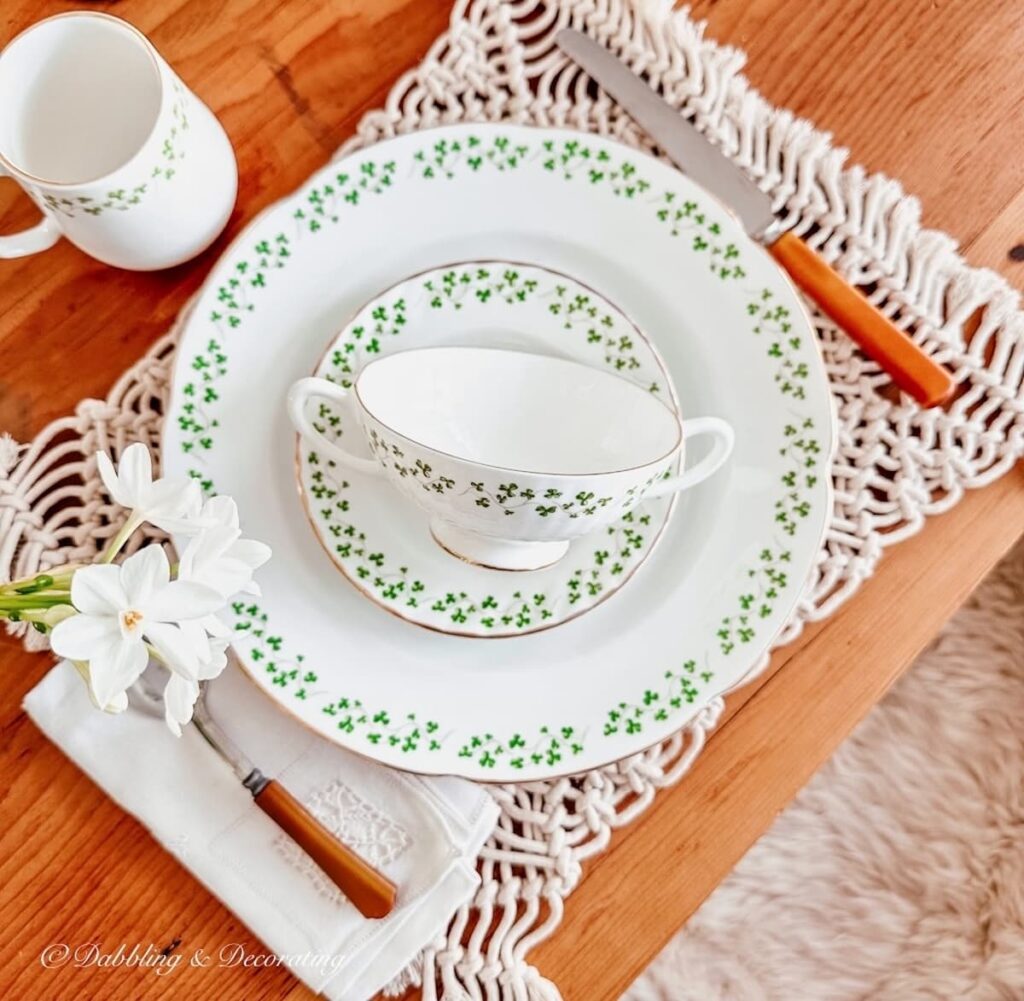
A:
[
  {"left": 52, "top": 613, "right": 120, "bottom": 660},
  {"left": 148, "top": 481, "right": 206, "bottom": 535},
  {"left": 202, "top": 495, "right": 240, "bottom": 531},
  {"left": 145, "top": 580, "right": 224, "bottom": 622},
  {"left": 200, "top": 612, "right": 230, "bottom": 638},
  {"left": 89, "top": 633, "right": 149, "bottom": 708},
  {"left": 145, "top": 620, "right": 199, "bottom": 679},
  {"left": 70, "top": 564, "right": 127, "bottom": 615},
  {"left": 187, "top": 555, "right": 255, "bottom": 599},
  {"left": 178, "top": 618, "right": 212, "bottom": 663},
  {"left": 117, "top": 443, "right": 153, "bottom": 506},
  {"left": 229, "top": 539, "right": 272, "bottom": 572},
  {"left": 163, "top": 671, "right": 199, "bottom": 737},
  {"left": 178, "top": 528, "right": 267, "bottom": 598},
  {"left": 187, "top": 526, "right": 239, "bottom": 567},
  {"left": 69, "top": 659, "right": 128, "bottom": 713},
  {"left": 144, "top": 476, "right": 196, "bottom": 516},
  {"left": 96, "top": 451, "right": 129, "bottom": 508},
  {"left": 120, "top": 545, "right": 170, "bottom": 606},
  {"left": 177, "top": 533, "right": 198, "bottom": 582},
  {"left": 198, "top": 639, "right": 228, "bottom": 681}
]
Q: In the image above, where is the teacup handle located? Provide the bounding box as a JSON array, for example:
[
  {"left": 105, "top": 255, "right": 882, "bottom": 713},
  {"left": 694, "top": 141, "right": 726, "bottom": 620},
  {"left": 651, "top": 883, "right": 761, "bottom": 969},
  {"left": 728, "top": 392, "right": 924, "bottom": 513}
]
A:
[
  {"left": 645, "top": 417, "right": 735, "bottom": 498},
  {"left": 287, "top": 377, "right": 384, "bottom": 477},
  {"left": 0, "top": 166, "right": 62, "bottom": 259}
]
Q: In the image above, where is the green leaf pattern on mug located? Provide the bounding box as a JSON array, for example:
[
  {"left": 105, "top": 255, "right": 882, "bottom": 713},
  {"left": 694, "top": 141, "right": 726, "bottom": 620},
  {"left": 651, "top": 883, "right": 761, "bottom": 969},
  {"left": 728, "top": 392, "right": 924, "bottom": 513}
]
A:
[{"left": 39, "top": 81, "right": 190, "bottom": 218}]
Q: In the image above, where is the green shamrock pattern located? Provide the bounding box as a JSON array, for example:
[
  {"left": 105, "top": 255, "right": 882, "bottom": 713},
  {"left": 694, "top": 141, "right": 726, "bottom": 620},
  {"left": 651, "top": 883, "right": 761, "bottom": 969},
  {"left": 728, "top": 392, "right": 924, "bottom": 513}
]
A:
[
  {"left": 167, "top": 130, "right": 827, "bottom": 771},
  {"left": 305, "top": 445, "right": 659, "bottom": 633},
  {"left": 39, "top": 82, "right": 190, "bottom": 218},
  {"left": 365, "top": 426, "right": 624, "bottom": 522}
]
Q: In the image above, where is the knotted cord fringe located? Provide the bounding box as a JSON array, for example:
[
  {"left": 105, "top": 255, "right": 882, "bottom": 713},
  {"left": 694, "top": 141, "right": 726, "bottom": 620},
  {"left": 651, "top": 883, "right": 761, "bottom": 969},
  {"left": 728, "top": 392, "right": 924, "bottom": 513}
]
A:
[{"left": 4, "top": 2, "right": 1023, "bottom": 998}]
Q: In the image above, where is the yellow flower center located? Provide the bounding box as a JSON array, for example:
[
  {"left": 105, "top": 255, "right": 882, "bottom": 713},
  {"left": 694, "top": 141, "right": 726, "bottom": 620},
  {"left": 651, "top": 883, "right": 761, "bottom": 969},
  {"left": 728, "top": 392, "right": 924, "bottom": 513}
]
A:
[{"left": 121, "top": 609, "right": 144, "bottom": 632}]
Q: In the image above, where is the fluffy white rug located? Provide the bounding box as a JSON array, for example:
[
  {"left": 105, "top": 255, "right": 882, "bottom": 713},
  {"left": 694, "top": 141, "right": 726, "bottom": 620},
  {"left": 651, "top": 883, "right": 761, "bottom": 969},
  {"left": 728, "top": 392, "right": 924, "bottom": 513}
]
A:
[{"left": 625, "top": 540, "right": 1024, "bottom": 1001}]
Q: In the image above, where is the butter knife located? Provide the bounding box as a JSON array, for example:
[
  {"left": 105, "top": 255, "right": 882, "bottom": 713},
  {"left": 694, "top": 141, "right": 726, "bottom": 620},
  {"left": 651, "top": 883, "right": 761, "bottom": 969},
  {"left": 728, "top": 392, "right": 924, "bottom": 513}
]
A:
[
  {"left": 556, "top": 28, "right": 953, "bottom": 408},
  {"left": 189, "top": 687, "right": 397, "bottom": 918},
  {"left": 132, "top": 672, "right": 397, "bottom": 918}
]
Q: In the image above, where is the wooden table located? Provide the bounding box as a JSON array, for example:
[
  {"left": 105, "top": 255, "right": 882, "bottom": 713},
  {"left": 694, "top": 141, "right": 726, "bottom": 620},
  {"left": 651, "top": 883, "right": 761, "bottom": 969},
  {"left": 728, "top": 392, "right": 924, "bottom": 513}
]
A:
[{"left": 2, "top": 1, "right": 1023, "bottom": 998}]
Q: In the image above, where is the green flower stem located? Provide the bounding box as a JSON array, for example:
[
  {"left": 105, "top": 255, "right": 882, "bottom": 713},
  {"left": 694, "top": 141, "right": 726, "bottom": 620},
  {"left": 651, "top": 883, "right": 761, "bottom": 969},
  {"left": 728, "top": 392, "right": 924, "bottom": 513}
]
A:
[
  {"left": 10, "top": 574, "right": 54, "bottom": 594},
  {"left": 0, "top": 566, "right": 76, "bottom": 627},
  {"left": 15, "top": 607, "right": 67, "bottom": 634},
  {"left": 101, "top": 515, "right": 142, "bottom": 564},
  {"left": 0, "top": 566, "right": 80, "bottom": 597},
  {"left": 45, "top": 565, "right": 80, "bottom": 587},
  {"left": 0, "top": 595, "right": 72, "bottom": 612}
]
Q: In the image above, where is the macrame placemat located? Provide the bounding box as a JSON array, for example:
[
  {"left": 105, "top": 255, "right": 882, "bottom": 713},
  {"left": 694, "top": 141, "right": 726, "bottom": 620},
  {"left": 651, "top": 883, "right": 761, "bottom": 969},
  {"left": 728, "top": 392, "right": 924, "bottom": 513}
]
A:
[{"left": 4, "top": 1, "right": 1023, "bottom": 997}]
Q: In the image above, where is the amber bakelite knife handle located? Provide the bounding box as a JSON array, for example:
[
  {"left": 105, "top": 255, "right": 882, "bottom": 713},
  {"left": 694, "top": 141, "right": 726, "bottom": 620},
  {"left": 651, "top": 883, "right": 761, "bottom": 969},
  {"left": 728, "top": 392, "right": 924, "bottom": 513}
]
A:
[
  {"left": 768, "top": 231, "right": 953, "bottom": 408},
  {"left": 253, "top": 779, "right": 397, "bottom": 918}
]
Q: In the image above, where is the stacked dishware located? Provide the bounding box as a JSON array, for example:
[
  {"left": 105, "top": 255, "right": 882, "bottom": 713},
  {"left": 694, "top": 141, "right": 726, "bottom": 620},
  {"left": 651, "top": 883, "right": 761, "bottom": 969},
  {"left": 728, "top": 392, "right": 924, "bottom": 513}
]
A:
[
  {"left": 161, "top": 118, "right": 839, "bottom": 782},
  {"left": 8, "top": 12, "right": 961, "bottom": 995}
]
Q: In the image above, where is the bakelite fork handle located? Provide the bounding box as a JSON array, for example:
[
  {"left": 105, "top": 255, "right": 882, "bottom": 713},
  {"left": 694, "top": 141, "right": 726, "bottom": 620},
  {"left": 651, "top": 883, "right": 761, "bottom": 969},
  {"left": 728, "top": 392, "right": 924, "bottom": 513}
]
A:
[
  {"left": 254, "top": 779, "right": 397, "bottom": 918},
  {"left": 768, "top": 231, "right": 953, "bottom": 408}
]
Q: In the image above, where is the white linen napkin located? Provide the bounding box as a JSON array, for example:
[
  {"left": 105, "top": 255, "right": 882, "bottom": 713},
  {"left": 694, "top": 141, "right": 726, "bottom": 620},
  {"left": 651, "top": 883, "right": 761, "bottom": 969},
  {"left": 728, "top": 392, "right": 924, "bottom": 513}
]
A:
[{"left": 24, "top": 660, "right": 498, "bottom": 1001}]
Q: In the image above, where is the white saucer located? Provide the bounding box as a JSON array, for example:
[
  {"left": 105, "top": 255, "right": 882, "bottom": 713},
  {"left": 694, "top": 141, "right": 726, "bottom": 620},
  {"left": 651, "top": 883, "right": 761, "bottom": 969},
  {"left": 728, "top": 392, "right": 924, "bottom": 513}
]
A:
[{"left": 293, "top": 261, "right": 681, "bottom": 638}]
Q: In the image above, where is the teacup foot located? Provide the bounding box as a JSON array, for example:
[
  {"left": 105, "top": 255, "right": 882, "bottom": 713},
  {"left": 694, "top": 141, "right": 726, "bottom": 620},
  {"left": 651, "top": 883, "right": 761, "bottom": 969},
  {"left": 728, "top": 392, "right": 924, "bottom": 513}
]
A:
[{"left": 430, "top": 520, "right": 570, "bottom": 572}]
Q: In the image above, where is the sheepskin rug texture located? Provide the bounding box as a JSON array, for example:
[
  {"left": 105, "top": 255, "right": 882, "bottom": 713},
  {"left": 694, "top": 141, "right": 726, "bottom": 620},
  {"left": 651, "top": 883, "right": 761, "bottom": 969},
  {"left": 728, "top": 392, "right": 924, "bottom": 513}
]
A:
[{"left": 625, "top": 539, "right": 1024, "bottom": 1001}]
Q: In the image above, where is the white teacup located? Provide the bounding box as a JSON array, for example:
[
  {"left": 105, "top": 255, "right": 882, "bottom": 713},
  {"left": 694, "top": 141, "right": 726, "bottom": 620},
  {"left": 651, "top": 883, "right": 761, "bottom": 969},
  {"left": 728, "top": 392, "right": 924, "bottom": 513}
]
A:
[
  {"left": 289, "top": 346, "right": 734, "bottom": 572},
  {"left": 0, "top": 12, "right": 236, "bottom": 269}
]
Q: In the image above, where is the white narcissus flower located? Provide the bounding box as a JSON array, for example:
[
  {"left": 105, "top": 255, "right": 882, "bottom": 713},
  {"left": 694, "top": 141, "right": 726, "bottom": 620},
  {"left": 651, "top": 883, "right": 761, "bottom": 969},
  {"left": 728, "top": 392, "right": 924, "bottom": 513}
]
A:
[
  {"left": 50, "top": 546, "right": 223, "bottom": 709},
  {"left": 179, "top": 496, "right": 272, "bottom": 598},
  {"left": 97, "top": 442, "right": 204, "bottom": 534},
  {"left": 175, "top": 497, "right": 271, "bottom": 683}
]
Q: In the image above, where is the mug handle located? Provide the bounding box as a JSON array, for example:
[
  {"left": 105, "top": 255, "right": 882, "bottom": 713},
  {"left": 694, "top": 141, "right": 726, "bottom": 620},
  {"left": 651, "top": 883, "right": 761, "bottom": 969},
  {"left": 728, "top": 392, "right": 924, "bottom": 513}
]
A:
[
  {"left": 287, "top": 377, "right": 384, "bottom": 477},
  {"left": 645, "top": 417, "right": 735, "bottom": 498},
  {"left": 0, "top": 166, "right": 62, "bottom": 259}
]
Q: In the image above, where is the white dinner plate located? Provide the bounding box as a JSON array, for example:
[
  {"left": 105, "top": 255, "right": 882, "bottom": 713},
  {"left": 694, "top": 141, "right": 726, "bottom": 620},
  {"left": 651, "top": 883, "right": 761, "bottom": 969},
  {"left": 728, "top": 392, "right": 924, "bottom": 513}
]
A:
[{"left": 163, "top": 124, "right": 835, "bottom": 780}]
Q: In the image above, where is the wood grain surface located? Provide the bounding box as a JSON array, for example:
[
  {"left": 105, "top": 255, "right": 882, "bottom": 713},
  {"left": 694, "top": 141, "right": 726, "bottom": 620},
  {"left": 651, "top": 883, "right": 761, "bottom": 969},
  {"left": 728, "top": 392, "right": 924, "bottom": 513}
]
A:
[{"left": 1, "top": 2, "right": 1023, "bottom": 999}]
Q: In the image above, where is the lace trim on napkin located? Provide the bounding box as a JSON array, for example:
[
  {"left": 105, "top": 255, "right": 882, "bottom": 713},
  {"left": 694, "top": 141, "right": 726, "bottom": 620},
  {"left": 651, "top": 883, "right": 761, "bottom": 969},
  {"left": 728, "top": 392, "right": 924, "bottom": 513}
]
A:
[{"left": 274, "top": 779, "right": 412, "bottom": 905}]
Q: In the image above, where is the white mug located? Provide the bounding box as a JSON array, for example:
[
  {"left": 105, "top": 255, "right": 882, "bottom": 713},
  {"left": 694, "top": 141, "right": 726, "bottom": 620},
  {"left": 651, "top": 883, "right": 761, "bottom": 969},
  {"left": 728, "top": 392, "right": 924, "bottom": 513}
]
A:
[
  {"left": 0, "top": 12, "right": 237, "bottom": 270},
  {"left": 289, "top": 347, "right": 735, "bottom": 572}
]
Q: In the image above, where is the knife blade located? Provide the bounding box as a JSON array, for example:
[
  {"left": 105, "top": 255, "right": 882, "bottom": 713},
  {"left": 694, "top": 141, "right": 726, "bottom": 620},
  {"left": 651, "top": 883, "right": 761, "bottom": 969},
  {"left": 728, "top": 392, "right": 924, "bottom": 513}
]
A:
[{"left": 555, "top": 28, "right": 954, "bottom": 408}]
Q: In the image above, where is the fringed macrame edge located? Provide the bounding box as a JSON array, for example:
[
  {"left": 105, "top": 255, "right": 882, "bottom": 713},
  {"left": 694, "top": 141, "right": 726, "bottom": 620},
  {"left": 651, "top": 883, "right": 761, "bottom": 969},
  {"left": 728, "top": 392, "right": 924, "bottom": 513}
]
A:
[{"left": 3, "top": 1, "right": 1023, "bottom": 999}]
